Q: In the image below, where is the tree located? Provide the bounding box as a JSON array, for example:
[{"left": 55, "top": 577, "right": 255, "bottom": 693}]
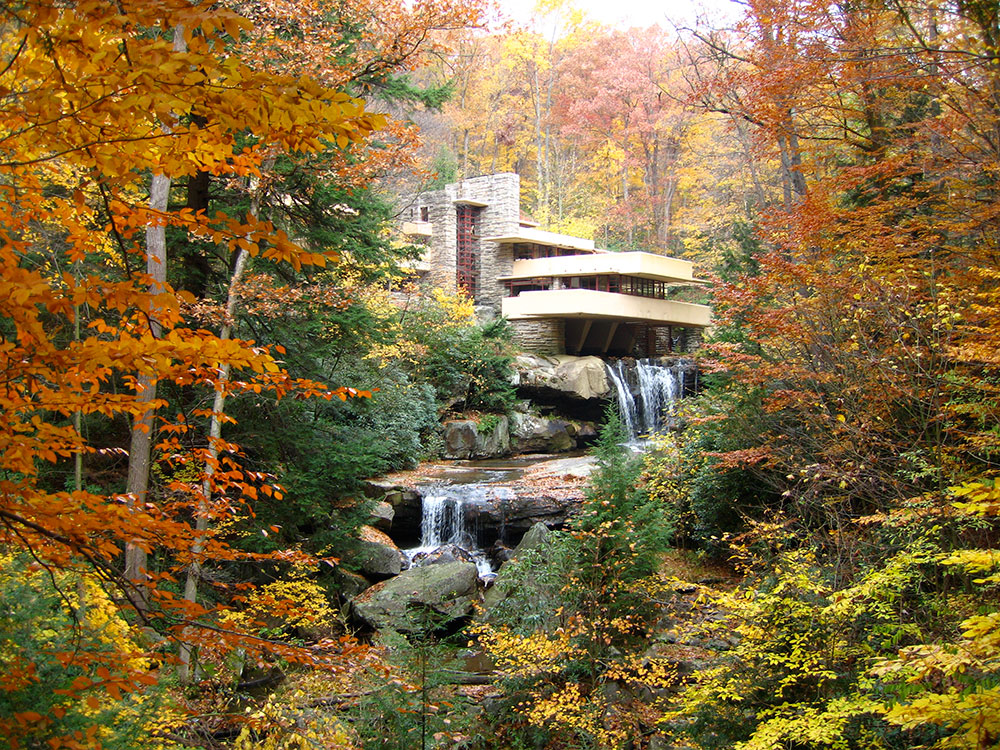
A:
[
  {"left": 0, "top": 0, "right": 382, "bottom": 741},
  {"left": 475, "top": 410, "right": 673, "bottom": 748},
  {"left": 640, "top": 3, "right": 1000, "bottom": 747},
  {"left": 670, "top": 0, "right": 1000, "bottom": 540}
]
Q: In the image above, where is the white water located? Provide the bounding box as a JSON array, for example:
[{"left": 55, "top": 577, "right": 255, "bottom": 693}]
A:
[
  {"left": 419, "top": 494, "right": 469, "bottom": 548},
  {"left": 605, "top": 358, "right": 688, "bottom": 439},
  {"left": 405, "top": 484, "right": 513, "bottom": 578},
  {"left": 607, "top": 360, "right": 638, "bottom": 436}
]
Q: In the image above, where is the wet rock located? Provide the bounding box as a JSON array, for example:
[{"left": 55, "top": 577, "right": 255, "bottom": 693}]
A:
[
  {"left": 490, "top": 540, "right": 514, "bottom": 566},
  {"left": 466, "top": 492, "right": 577, "bottom": 543},
  {"left": 355, "top": 525, "right": 404, "bottom": 578},
  {"left": 352, "top": 561, "right": 480, "bottom": 632},
  {"left": 410, "top": 543, "right": 476, "bottom": 566}
]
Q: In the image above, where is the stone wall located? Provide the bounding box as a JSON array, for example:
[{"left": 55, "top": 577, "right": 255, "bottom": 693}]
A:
[
  {"left": 679, "top": 327, "right": 704, "bottom": 352},
  {"left": 470, "top": 174, "right": 519, "bottom": 312},
  {"left": 407, "top": 173, "right": 521, "bottom": 312},
  {"left": 511, "top": 319, "right": 565, "bottom": 356}
]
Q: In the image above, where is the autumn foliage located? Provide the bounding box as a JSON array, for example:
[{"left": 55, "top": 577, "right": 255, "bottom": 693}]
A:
[{"left": 0, "top": 0, "right": 389, "bottom": 743}]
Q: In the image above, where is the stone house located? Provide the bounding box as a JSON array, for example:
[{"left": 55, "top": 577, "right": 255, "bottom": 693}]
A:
[{"left": 399, "top": 173, "right": 711, "bottom": 357}]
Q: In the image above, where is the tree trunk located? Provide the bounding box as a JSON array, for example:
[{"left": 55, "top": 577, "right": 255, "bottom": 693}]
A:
[
  {"left": 178, "top": 158, "right": 272, "bottom": 682},
  {"left": 124, "top": 23, "right": 186, "bottom": 615}
]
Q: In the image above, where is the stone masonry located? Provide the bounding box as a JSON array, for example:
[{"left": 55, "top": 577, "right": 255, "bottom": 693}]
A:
[
  {"left": 405, "top": 173, "right": 520, "bottom": 314},
  {"left": 510, "top": 319, "right": 565, "bottom": 356}
]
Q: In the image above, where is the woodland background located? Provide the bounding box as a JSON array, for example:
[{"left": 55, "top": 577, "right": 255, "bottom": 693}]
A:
[{"left": 1, "top": 0, "right": 998, "bottom": 748}]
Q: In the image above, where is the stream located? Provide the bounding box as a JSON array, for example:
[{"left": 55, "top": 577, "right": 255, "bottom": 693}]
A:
[
  {"left": 399, "top": 358, "right": 695, "bottom": 579},
  {"left": 399, "top": 456, "right": 586, "bottom": 580}
]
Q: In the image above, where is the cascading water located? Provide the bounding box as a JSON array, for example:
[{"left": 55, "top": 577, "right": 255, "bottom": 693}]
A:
[
  {"left": 605, "top": 358, "right": 690, "bottom": 440},
  {"left": 419, "top": 494, "right": 470, "bottom": 549},
  {"left": 607, "top": 360, "right": 638, "bottom": 436},
  {"left": 405, "top": 483, "right": 513, "bottom": 578}
]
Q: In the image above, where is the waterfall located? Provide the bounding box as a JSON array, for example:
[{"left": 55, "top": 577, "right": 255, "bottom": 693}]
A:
[
  {"left": 606, "top": 358, "right": 689, "bottom": 439},
  {"left": 406, "top": 486, "right": 497, "bottom": 577},
  {"left": 419, "top": 493, "right": 470, "bottom": 549},
  {"left": 606, "top": 360, "right": 638, "bottom": 436}
]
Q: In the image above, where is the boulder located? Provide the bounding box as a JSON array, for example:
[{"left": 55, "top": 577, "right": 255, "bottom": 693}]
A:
[
  {"left": 490, "top": 540, "right": 514, "bottom": 566},
  {"left": 367, "top": 500, "right": 394, "bottom": 531},
  {"left": 441, "top": 416, "right": 511, "bottom": 459},
  {"left": 352, "top": 561, "right": 480, "bottom": 632},
  {"left": 484, "top": 522, "right": 553, "bottom": 612},
  {"left": 442, "top": 419, "right": 478, "bottom": 459},
  {"left": 409, "top": 543, "right": 476, "bottom": 567},
  {"left": 475, "top": 415, "right": 510, "bottom": 457},
  {"left": 510, "top": 521, "right": 552, "bottom": 557},
  {"left": 513, "top": 354, "right": 611, "bottom": 401},
  {"left": 509, "top": 412, "right": 575, "bottom": 453},
  {"left": 331, "top": 566, "right": 371, "bottom": 600},
  {"left": 355, "top": 525, "right": 404, "bottom": 578},
  {"left": 362, "top": 481, "right": 422, "bottom": 541}
]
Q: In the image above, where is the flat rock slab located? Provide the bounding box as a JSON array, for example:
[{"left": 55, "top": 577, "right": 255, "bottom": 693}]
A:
[{"left": 522, "top": 454, "right": 596, "bottom": 480}]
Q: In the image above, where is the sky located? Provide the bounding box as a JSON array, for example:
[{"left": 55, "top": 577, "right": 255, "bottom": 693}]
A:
[{"left": 496, "top": 0, "right": 743, "bottom": 33}]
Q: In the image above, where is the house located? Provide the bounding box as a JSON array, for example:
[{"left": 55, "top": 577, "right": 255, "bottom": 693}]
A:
[{"left": 399, "top": 173, "right": 712, "bottom": 357}]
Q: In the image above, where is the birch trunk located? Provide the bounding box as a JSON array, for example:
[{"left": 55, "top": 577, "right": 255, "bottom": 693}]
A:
[
  {"left": 125, "top": 24, "right": 186, "bottom": 613},
  {"left": 178, "top": 160, "right": 273, "bottom": 682}
]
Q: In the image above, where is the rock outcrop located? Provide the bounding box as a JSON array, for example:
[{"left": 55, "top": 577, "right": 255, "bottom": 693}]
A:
[
  {"left": 367, "top": 500, "right": 394, "bottom": 531},
  {"left": 513, "top": 354, "right": 612, "bottom": 401},
  {"left": 460, "top": 492, "right": 578, "bottom": 544},
  {"left": 355, "top": 525, "right": 405, "bottom": 578},
  {"left": 483, "top": 521, "right": 555, "bottom": 613},
  {"left": 509, "top": 412, "right": 576, "bottom": 453},
  {"left": 442, "top": 416, "right": 511, "bottom": 459},
  {"left": 352, "top": 561, "right": 480, "bottom": 632},
  {"left": 441, "top": 413, "right": 596, "bottom": 458},
  {"left": 363, "top": 480, "right": 422, "bottom": 545}
]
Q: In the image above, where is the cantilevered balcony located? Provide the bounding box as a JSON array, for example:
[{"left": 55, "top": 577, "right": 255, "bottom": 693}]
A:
[
  {"left": 483, "top": 227, "right": 596, "bottom": 254},
  {"left": 501, "top": 288, "right": 712, "bottom": 328},
  {"left": 401, "top": 220, "right": 433, "bottom": 238},
  {"left": 502, "top": 251, "right": 703, "bottom": 284}
]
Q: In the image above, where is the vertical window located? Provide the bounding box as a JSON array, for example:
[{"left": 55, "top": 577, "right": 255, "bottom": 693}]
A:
[
  {"left": 456, "top": 205, "right": 481, "bottom": 296},
  {"left": 420, "top": 206, "right": 429, "bottom": 222}
]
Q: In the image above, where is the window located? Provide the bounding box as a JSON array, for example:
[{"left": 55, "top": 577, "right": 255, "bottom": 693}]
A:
[{"left": 456, "top": 205, "right": 482, "bottom": 296}]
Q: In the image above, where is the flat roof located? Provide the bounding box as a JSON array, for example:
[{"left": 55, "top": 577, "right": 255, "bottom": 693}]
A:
[{"left": 482, "top": 227, "right": 597, "bottom": 253}]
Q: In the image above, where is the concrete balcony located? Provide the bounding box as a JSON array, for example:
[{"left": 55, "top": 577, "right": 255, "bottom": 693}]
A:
[
  {"left": 503, "top": 251, "right": 700, "bottom": 283},
  {"left": 501, "top": 288, "right": 712, "bottom": 328},
  {"left": 401, "top": 220, "right": 433, "bottom": 238}
]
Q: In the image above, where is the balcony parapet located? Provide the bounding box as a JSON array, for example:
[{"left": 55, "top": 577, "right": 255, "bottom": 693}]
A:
[
  {"left": 502, "top": 251, "right": 704, "bottom": 284},
  {"left": 401, "top": 220, "right": 433, "bottom": 238},
  {"left": 483, "top": 227, "right": 596, "bottom": 253},
  {"left": 502, "top": 289, "right": 712, "bottom": 328}
]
